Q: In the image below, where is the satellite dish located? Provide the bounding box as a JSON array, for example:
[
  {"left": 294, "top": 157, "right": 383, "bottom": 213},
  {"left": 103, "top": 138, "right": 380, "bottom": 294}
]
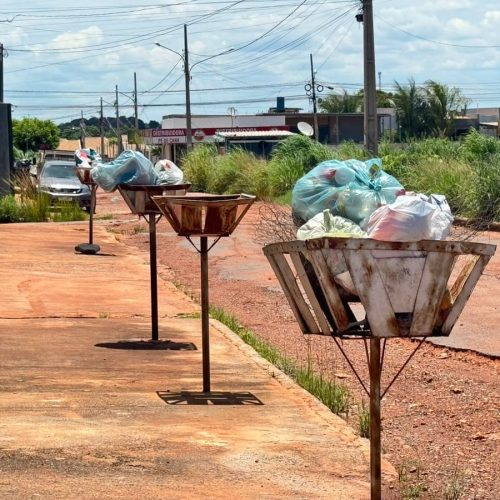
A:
[{"left": 297, "top": 121, "right": 314, "bottom": 136}]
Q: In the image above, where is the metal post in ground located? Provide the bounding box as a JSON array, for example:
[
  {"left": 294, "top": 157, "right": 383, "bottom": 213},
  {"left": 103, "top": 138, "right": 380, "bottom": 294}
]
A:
[
  {"left": 200, "top": 236, "right": 210, "bottom": 392},
  {"left": 75, "top": 183, "right": 100, "bottom": 255},
  {"left": 148, "top": 214, "right": 159, "bottom": 341},
  {"left": 369, "top": 337, "right": 382, "bottom": 500}
]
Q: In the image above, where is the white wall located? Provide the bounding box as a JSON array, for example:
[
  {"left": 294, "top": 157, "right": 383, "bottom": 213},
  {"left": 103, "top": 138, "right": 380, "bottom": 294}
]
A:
[{"left": 162, "top": 114, "right": 286, "bottom": 129}]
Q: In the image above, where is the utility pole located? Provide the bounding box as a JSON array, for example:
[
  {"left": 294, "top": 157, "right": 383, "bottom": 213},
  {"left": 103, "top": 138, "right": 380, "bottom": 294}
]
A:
[
  {"left": 310, "top": 54, "right": 319, "bottom": 140},
  {"left": 362, "top": 0, "right": 378, "bottom": 154},
  {"left": 184, "top": 24, "right": 193, "bottom": 151},
  {"left": 0, "top": 43, "right": 4, "bottom": 103},
  {"left": 80, "top": 110, "right": 86, "bottom": 149},
  {"left": 100, "top": 97, "right": 105, "bottom": 158},
  {"left": 378, "top": 71, "right": 382, "bottom": 91},
  {"left": 115, "top": 85, "right": 123, "bottom": 155},
  {"left": 133, "top": 72, "right": 139, "bottom": 151}
]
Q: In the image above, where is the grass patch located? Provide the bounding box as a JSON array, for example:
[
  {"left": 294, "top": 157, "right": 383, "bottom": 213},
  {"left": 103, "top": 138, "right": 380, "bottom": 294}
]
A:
[
  {"left": 397, "top": 459, "right": 427, "bottom": 499},
  {"left": 358, "top": 399, "right": 370, "bottom": 438},
  {"left": 210, "top": 305, "right": 350, "bottom": 418},
  {"left": 52, "top": 201, "right": 88, "bottom": 222}
]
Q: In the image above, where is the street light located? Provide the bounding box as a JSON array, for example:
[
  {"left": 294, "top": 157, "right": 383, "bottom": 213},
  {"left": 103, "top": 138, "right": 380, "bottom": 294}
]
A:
[{"left": 155, "top": 24, "right": 234, "bottom": 151}]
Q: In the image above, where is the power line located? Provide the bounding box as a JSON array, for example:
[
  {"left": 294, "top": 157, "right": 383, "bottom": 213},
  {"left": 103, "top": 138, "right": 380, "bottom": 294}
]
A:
[{"left": 376, "top": 15, "right": 500, "bottom": 49}]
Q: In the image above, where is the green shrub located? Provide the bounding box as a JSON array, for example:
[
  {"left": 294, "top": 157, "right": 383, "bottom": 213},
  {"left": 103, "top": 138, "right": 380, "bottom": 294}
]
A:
[
  {"left": 267, "top": 157, "right": 305, "bottom": 196},
  {"left": 52, "top": 201, "right": 88, "bottom": 222},
  {"left": 19, "top": 193, "right": 52, "bottom": 222},
  {"left": 335, "top": 140, "right": 368, "bottom": 160},
  {"left": 270, "top": 135, "right": 334, "bottom": 173},
  {"left": 399, "top": 158, "right": 476, "bottom": 217},
  {"left": 471, "top": 154, "right": 500, "bottom": 221},
  {"left": 209, "top": 148, "right": 268, "bottom": 196},
  {"left": 0, "top": 195, "right": 20, "bottom": 222},
  {"left": 461, "top": 129, "right": 500, "bottom": 160},
  {"left": 181, "top": 144, "right": 218, "bottom": 192}
]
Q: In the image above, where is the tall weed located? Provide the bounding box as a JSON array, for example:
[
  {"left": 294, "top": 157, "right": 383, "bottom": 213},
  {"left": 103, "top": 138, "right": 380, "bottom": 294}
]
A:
[
  {"left": 400, "top": 158, "right": 476, "bottom": 217},
  {"left": 181, "top": 144, "right": 218, "bottom": 192}
]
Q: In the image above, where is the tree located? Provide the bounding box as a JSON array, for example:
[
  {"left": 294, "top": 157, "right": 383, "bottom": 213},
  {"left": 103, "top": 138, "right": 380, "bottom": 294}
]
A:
[
  {"left": 319, "top": 90, "right": 362, "bottom": 113},
  {"left": 13, "top": 117, "right": 61, "bottom": 152},
  {"left": 392, "top": 79, "right": 430, "bottom": 140},
  {"left": 424, "top": 80, "right": 469, "bottom": 137}
]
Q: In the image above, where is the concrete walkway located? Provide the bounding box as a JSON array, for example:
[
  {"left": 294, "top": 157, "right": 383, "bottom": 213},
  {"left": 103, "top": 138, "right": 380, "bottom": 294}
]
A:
[{"left": 0, "top": 222, "right": 393, "bottom": 499}]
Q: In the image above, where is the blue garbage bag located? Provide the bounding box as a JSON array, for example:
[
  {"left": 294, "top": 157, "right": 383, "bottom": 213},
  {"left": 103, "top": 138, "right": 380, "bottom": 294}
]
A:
[
  {"left": 291, "top": 158, "right": 404, "bottom": 224},
  {"left": 91, "top": 150, "right": 157, "bottom": 192}
]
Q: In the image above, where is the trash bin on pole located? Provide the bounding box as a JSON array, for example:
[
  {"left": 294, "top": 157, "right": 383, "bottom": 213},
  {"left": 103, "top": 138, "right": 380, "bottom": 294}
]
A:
[
  {"left": 117, "top": 183, "right": 191, "bottom": 342},
  {"left": 263, "top": 237, "right": 496, "bottom": 500},
  {"left": 153, "top": 193, "right": 255, "bottom": 392}
]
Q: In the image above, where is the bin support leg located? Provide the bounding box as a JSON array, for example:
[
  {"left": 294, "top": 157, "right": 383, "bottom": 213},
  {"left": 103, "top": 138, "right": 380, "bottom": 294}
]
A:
[
  {"left": 75, "top": 184, "right": 100, "bottom": 255},
  {"left": 89, "top": 185, "right": 96, "bottom": 244},
  {"left": 200, "top": 236, "right": 210, "bottom": 393},
  {"left": 149, "top": 215, "right": 159, "bottom": 341},
  {"left": 369, "top": 337, "right": 382, "bottom": 500}
]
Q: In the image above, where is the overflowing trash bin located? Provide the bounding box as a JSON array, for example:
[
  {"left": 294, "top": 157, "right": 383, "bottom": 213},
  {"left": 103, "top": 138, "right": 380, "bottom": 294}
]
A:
[{"left": 266, "top": 156, "right": 496, "bottom": 500}]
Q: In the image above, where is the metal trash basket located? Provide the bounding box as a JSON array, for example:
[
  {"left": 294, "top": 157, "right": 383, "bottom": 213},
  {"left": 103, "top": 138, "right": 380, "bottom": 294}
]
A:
[
  {"left": 117, "top": 183, "right": 192, "bottom": 216},
  {"left": 152, "top": 192, "right": 256, "bottom": 392},
  {"left": 75, "top": 166, "right": 95, "bottom": 185},
  {"left": 264, "top": 237, "right": 496, "bottom": 338},
  {"left": 152, "top": 193, "right": 255, "bottom": 237},
  {"left": 264, "top": 236, "right": 496, "bottom": 500},
  {"left": 115, "top": 183, "right": 191, "bottom": 342}
]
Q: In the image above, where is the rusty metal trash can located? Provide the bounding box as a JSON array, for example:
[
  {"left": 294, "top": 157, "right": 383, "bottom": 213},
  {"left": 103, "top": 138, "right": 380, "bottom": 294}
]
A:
[
  {"left": 117, "top": 183, "right": 191, "bottom": 341},
  {"left": 153, "top": 193, "right": 256, "bottom": 392},
  {"left": 263, "top": 237, "right": 496, "bottom": 500}
]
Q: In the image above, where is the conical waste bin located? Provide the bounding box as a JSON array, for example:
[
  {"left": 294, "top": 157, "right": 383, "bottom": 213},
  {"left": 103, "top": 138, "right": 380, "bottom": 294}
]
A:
[{"left": 264, "top": 237, "right": 496, "bottom": 500}]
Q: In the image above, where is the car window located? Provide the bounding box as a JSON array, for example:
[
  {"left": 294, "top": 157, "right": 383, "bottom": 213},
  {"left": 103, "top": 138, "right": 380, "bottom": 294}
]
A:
[{"left": 41, "top": 164, "right": 77, "bottom": 179}]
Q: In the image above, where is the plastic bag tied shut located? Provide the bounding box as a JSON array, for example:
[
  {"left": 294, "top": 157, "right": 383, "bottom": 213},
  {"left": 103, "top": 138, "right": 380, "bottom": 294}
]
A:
[{"left": 292, "top": 158, "right": 404, "bottom": 224}]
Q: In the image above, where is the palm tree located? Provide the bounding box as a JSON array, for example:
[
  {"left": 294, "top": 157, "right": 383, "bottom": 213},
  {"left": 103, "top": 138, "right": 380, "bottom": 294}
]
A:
[
  {"left": 319, "top": 90, "right": 362, "bottom": 113},
  {"left": 392, "top": 79, "right": 430, "bottom": 140},
  {"left": 424, "top": 80, "right": 469, "bottom": 138}
]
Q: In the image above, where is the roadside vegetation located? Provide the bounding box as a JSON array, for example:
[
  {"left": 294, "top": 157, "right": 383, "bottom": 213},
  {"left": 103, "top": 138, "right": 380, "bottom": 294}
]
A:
[
  {"left": 180, "top": 129, "right": 500, "bottom": 224},
  {"left": 0, "top": 170, "right": 87, "bottom": 223}
]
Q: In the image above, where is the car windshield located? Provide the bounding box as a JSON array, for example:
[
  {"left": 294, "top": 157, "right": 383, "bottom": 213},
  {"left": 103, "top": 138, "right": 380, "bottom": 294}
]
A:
[{"left": 42, "top": 163, "right": 78, "bottom": 180}]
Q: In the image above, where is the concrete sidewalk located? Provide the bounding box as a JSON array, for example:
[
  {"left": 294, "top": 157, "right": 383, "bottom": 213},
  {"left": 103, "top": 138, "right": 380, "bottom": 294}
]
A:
[{"left": 0, "top": 222, "right": 393, "bottom": 499}]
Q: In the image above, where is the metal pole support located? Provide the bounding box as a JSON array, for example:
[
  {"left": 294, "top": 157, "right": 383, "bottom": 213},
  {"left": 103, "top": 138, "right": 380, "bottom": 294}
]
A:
[
  {"left": 75, "top": 184, "right": 100, "bottom": 255},
  {"left": 89, "top": 184, "right": 97, "bottom": 245},
  {"left": 149, "top": 215, "right": 159, "bottom": 341},
  {"left": 200, "top": 236, "right": 210, "bottom": 392},
  {"left": 369, "top": 337, "right": 382, "bottom": 500}
]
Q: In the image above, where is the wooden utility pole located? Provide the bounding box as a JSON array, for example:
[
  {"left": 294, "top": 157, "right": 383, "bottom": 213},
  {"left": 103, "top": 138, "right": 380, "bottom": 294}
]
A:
[
  {"left": 363, "top": 0, "right": 378, "bottom": 154},
  {"left": 100, "top": 97, "right": 105, "bottom": 158},
  {"left": 80, "top": 110, "right": 86, "bottom": 149},
  {"left": 184, "top": 24, "right": 193, "bottom": 151},
  {"left": 0, "top": 43, "right": 4, "bottom": 103},
  {"left": 115, "top": 85, "right": 123, "bottom": 155}
]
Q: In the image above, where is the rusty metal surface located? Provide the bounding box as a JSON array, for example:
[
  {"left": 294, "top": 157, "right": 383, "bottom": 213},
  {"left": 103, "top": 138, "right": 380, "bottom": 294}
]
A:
[
  {"left": 117, "top": 183, "right": 191, "bottom": 215},
  {"left": 152, "top": 193, "right": 256, "bottom": 237},
  {"left": 264, "top": 237, "right": 496, "bottom": 339}
]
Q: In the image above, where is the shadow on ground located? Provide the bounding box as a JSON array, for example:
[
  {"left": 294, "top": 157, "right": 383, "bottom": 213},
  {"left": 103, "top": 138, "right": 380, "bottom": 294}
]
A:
[
  {"left": 95, "top": 339, "right": 197, "bottom": 350},
  {"left": 157, "top": 391, "right": 263, "bottom": 405}
]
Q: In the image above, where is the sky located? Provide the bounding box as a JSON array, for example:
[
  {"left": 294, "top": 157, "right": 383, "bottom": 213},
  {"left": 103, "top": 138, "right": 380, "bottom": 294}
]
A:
[{"left": 1, "top": 0, "right": 499, "bottom": 125}]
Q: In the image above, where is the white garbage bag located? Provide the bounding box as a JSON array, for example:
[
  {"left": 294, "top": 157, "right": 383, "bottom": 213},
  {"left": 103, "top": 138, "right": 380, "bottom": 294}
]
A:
[
  {"left": 154, "top": 159, "right": 184, "bottom": 185},
  {"left": 362, "top": 194, "right": 453, "bottom": 241}
]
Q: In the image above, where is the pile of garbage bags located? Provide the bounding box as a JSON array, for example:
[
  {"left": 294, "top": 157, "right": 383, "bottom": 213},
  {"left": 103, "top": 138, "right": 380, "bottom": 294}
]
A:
[
  {"left": 75, "top": 149, "right": 184, "bottom": 192},
  {"left": 292, "top": 158, "right": 453, "bottom": 243}
]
